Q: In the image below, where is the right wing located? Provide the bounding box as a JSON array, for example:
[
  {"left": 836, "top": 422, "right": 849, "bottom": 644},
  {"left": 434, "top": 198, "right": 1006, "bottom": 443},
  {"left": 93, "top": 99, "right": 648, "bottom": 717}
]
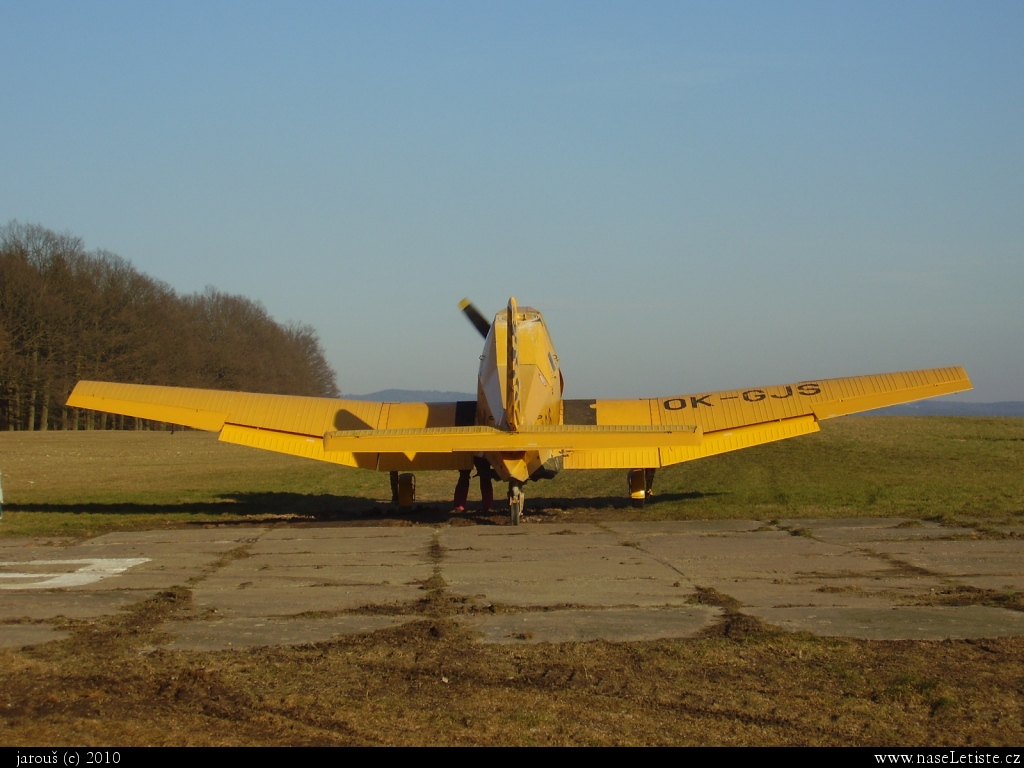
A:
[{"left": 559, "top": 366, "right": 972, "bottom": 469}]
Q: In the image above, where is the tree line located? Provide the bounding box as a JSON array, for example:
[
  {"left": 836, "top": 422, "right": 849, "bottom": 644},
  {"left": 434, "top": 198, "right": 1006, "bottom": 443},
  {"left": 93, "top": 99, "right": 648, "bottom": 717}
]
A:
[{"left": 0, "top": 222, "right": 340, "bottom": 431}]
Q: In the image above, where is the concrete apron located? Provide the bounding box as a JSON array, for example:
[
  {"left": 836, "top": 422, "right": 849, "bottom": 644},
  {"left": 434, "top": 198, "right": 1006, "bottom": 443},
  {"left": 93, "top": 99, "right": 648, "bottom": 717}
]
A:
[{"left": 1, "top": 519, "right": 1022, "bottom": 651}]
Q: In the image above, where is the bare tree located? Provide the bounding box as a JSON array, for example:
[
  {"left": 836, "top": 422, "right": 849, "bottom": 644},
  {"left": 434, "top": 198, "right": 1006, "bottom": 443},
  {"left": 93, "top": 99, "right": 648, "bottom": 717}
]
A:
[{"left": 0, "top": 222, "right": 340, "bottom": 429}]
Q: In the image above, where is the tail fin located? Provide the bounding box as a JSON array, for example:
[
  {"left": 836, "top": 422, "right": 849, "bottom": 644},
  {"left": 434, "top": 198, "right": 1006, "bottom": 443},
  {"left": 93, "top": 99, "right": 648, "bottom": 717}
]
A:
[{"left": 505, "top": 297, "right": 522, "bottom": 431}]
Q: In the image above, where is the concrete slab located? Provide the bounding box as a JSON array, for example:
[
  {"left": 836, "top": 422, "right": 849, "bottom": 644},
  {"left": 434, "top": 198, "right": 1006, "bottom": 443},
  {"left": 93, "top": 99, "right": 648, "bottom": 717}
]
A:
[
  {"left": 715, "top": 581, "right": 927, "bottom": 611},
  {"left": 0, "top": 624, "right": 71, "bottom": 648},
  {"left": 776, "top": 517, "right": 917, "bottom": 530},
  {"left": 868, "top": 538, "right": 1024, "bottom": 571},
  {"left": 440, "top": 525, "right": 696, "bottom": 607},
  {"left": 159, "top": 615, "right": 412, "bottom": 651},
  {"left": 443, "top": 525, "right": 615, "bottom": 552},
  {"left": 461, "top": 606, "right": 722, "bottom": 644},
  {"left": 634, "top": 524, "right": 955, "bottom": 612},
  {"left": 0, "top": 590, "right": 157, "bottom": 620},
  {"left": 0, "top": 529, "right": 263, "bottom": 593},
  {"left": 191, "top": 581, "right": 424, "bottom": 617},
  {"left": 797, "top": 520, "right": 980, "bottom": 543},
  {"left": 866, "top": 540, "right": 1024, "bottom": 591},
  {"left": 604, "top": 520, "right": 766, "bottom": 535},
  {"left": 751, "top": 605, "right": 1024, "bottom": 640},
  {"left": 0, "top": 538, "right": 80, "bottom": 553},
  {"left": 81, "top": 529, "right": 270, "bottom": 546},
  {"left": 258, "top": 527, "right": 435, "bottom": 553},
  {"left": 181, "top": 527, "right": 435, "bottom": 619}
]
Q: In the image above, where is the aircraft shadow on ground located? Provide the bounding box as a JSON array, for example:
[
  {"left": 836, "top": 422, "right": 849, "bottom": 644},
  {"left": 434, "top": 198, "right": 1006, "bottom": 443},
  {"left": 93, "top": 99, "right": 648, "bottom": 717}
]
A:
[
  {"left": 5, "top": 493, "right": 374, "bottom": 519},
  {"left": 6, "top": 490, "right": 725, "bottom": 525},
  {"left": 526, "top": 491, "right": 721, "bottom": 510}
]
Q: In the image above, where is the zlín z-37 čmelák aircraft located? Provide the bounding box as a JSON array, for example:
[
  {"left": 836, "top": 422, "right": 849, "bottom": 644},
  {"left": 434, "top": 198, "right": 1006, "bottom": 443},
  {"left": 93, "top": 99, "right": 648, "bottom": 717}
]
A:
[{"left": 67, "top": 297, "right": 972, "bottom": 524}]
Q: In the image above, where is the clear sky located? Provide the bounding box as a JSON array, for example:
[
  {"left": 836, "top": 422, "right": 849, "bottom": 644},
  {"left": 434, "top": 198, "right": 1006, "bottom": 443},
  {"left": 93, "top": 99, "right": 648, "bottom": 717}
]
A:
[{"left": 2, "top": 1, "right": 1022, "bottom": 401}]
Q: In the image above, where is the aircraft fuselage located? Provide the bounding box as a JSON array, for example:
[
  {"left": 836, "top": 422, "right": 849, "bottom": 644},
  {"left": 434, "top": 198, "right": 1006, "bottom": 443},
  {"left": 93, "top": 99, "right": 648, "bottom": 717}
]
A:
[{"left": 476, "top": 298, "right": 564, "bottom": 483}]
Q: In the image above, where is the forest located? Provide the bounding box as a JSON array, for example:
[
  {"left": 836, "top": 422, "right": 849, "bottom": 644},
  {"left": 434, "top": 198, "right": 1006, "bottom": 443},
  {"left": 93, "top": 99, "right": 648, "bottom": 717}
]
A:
[{"left": 0, "top": 222, "right": 339, "bottom": 431}]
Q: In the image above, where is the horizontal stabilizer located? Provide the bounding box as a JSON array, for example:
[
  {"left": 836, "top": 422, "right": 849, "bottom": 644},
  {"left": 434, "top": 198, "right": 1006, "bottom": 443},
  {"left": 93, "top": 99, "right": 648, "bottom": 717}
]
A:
[{"left": 324, "top": 424, "right": 703, "bottom": 454}]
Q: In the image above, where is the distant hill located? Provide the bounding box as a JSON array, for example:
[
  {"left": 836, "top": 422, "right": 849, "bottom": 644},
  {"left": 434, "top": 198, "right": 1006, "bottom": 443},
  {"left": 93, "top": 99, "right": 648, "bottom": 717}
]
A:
[
  {"left": 857, "top": 401, "right": 1024, "bottom": 417},
  {"left": 349, "top": 392, "right": 1023, "bottom": 416},
  {"left": 348, "top": 389, "right": 476, "bottom": 403}
]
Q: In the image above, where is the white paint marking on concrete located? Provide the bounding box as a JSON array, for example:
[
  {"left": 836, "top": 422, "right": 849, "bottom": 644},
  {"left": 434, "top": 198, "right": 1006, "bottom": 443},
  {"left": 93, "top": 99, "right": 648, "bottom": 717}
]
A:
[{"left": 0, "top": 558, "right": 150, "bottom": 589}]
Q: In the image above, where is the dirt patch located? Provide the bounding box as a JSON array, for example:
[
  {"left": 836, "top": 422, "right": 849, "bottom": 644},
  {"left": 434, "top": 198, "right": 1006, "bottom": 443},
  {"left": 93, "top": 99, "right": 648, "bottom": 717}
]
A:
[{"left": 4, "top": 587, "right": 1024, "bottom": 745}]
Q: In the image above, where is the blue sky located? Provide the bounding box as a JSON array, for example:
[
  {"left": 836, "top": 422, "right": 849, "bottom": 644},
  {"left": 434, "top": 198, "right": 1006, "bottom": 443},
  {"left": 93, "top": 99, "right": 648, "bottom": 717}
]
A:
[{"left": 2, "top": 1, "right": 1022, "bottom": 400}]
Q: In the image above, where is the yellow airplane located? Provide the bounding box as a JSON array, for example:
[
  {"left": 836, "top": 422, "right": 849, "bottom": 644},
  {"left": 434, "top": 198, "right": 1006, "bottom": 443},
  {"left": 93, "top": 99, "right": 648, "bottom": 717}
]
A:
[{"left": 67, "top": 297, "right": 972, "bottom": 524}]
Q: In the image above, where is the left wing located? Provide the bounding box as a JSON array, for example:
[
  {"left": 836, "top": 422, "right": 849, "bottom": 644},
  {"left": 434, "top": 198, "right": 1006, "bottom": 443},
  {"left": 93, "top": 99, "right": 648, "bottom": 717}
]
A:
[
  {"left": 558, "top": 366, "right": 972, "bottom": 469},
  {"left": 66, "top": 381, "right": 476, "bottom": 471}
]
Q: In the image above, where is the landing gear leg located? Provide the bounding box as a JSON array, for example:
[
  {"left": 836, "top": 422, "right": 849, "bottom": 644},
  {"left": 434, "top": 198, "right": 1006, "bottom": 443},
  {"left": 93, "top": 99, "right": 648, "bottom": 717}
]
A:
[
  {"left": 508, "top": 480, "right": 524, "bottom": 526},
  {"left": 628, "top": 469, "right": 647, "bottom": 508},
  {"left": 397, "top": 473, "right": 416, "bottom": 509},
  {"left": 390, "top": 471, "right": 400, "bottom": 505}
]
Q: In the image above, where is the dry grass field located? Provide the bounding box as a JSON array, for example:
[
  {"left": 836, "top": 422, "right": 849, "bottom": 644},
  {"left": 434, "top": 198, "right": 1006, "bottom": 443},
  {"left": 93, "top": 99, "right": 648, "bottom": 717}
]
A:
[{"left": 1, "top": 418, "right": 1022, "bottom": 745}]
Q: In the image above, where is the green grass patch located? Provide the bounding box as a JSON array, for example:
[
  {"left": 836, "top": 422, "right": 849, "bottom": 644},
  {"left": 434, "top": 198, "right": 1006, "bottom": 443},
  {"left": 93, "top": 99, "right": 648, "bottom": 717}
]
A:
[{"left": 1, "top": 416, "right": 1022, "bottom": 538}]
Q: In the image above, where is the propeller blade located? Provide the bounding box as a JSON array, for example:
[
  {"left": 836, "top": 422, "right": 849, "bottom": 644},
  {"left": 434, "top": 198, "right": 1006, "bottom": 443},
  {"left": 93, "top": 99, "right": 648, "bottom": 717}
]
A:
[{"left": 459, "top": 298, "right": 491, "bottom": 338}]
